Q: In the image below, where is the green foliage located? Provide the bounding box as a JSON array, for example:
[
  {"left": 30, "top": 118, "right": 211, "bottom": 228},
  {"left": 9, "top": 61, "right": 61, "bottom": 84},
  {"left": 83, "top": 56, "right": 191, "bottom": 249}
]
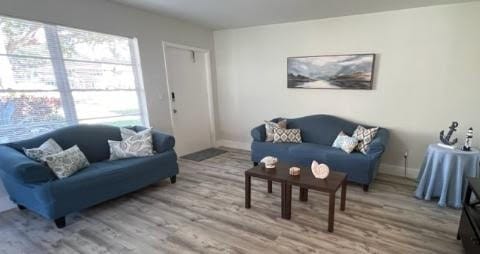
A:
[
  {"left": 0, "top": 17, "right": 45, "bottom": 55},
  {"left": 0, "top": 94, "right": 64, "bottom": 125}
]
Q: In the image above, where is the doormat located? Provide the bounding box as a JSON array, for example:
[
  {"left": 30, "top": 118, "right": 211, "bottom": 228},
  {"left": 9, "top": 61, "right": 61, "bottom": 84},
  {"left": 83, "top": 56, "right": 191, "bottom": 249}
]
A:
[{"left": 181, "top": 148, "right": 227, "bottom": 162}]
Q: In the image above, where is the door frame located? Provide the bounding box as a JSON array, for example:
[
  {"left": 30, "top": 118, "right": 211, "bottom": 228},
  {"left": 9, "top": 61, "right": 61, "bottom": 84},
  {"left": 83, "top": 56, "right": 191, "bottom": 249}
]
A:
[{"left": 161, "top": 41, "right": 216, "bottom": 149}]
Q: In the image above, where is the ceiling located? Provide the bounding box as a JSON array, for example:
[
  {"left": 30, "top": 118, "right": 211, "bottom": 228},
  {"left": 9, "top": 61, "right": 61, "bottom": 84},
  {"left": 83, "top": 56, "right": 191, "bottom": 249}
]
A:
[{"left": 112, "top": 0, "right": 476, "bottom": 30}]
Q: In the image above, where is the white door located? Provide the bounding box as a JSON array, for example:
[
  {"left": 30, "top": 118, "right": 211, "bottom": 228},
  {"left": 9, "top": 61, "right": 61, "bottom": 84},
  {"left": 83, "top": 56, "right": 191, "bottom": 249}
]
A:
[{"left": 165, "top": 45, "right": 213, "bottom": 156}]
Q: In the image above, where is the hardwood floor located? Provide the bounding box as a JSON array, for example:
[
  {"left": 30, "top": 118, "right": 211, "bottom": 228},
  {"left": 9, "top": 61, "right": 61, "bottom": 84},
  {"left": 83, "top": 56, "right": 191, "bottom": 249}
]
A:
[{"left": 0, "top": 148, "right": 463, "bottom": 253}]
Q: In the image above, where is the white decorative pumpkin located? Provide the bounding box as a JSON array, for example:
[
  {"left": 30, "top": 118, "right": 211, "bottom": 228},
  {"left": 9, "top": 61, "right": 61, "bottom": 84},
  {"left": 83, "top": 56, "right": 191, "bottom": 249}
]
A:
[
  {"left": 260, "top": 156, "right": 278, "bottom": 169},
  {"left": 311, "top": 160, "right": 330, "bottom": 179}
]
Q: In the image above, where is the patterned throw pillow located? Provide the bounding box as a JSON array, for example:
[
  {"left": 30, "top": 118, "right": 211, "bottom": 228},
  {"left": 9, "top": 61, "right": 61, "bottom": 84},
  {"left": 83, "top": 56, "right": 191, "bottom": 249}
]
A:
[
  {"left": 120, "top": 127, "right": 151, "bottom": 140},
  {"left": 332, "top": 131, "right": 359, "bottom": 154},
  {"left": 273, "top": 128, "right": 302, "bottom": 143},
  {"left": 44, "top": 145, "right": 90, "bottom": 179},
  {"left": 109, "top": 129, "right": 154, "bottom": 160},
  {"left": 264, "top": 119, "right": 287, "bottom": 142},
  {"left": 23, "top": 138, "right": 63, "bottom": 162},
  {"left": 353, "top": 126, "right": 379, "bottom": 154}
]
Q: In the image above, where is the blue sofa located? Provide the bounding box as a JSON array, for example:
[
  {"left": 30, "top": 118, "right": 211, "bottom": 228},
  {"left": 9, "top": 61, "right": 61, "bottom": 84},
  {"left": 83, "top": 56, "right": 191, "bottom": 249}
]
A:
[
  {"left": 0, "top": 124, "right": 178, "bottom": 228},
  {"left": 251, "top": 115, "right": 389, "bottom": 191}
]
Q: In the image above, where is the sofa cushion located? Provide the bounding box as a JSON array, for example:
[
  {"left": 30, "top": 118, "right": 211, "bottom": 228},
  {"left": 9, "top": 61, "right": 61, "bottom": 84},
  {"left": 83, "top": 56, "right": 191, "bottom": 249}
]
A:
[
  {"left": 324, "top": 148, "right": 372, "bottom": 183},
  {"left": 287, "top": 143, "right": 330, "bottom": 163},
  {"left": 42, "top": 151, "right": 178, "bottom": 219},
  {"left": 9, "top": 125, "right": 124, "bottom": 163},
  {"left": 286, "top": 115, "right": 358, "bottom": 145},
  {"left": 251, "top": 142, "right": 299, "bottom": 162}
]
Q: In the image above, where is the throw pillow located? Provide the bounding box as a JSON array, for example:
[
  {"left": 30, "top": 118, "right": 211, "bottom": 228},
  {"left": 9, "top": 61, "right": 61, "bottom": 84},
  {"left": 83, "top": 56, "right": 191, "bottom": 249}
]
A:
[
  {"left": 44, "top": 145, "right": 90, "bottom": 179},
  {"left": 332, "top": 131, "right": 359, "bottom": 154},
  {"left": 264, "top": 119, "right": 287, "bottom": 142},
  {"left": 353, "top": 126, "right": 379, "bottom": 154},
  {"left": 109, "top": 130, "right": 154, "bottom": 160},
  {"left": 273, "top": 128, "right": 302, "bottom": 143},
  {"left": 23, "top": 138, "right": 63, "bottom": 162},
  {"left": 120, "top": 127, "right": 152, "bottom": 140}
]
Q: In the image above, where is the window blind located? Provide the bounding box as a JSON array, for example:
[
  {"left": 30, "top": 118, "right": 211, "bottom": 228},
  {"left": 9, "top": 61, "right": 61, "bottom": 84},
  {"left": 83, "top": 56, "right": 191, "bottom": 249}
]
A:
[{"left": 0, "top": 16, "right": 147, "bottom": 143}]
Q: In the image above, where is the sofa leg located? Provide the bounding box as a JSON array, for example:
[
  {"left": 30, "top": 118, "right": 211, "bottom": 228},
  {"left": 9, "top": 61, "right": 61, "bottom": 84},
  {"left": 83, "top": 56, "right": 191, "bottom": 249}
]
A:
[
  {"left": 253, "top": 162, "right": 258, "bottom": 166},
  {"left": 17, "top": 204, "right": 26, "bottom": 210},
  {"left": 170, "top": 175, "right": 176, "bottom": 184},
  {"left": 54, "top": 217, "right": 66, "bottom": 228},
  {"left": 363, "top": 184, "right": 369, "bottom": 192}
]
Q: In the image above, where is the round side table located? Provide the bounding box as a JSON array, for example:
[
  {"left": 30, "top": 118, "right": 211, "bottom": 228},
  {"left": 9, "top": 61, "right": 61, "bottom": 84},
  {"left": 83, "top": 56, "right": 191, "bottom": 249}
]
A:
[{"left": 415, "top": 144, "right": 480, "bottom": 208}]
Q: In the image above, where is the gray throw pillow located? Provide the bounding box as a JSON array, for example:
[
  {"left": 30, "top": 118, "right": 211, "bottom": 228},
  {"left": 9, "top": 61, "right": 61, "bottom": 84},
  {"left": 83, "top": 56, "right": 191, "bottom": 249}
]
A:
[
  {"left": 109, "top": 129, "right": 154, "bottom": 160},
  {"left": 44, "top": 145, "right": 90, "bottom": 179},
  {"left": 265, "top": 119, "right": 287, "bottom": 142},
  {"left": 273, "top": 128, "right": 302, "bottom": 143},
  {"left": 120, "top": 127, "right": 151, "bottom": 140},
  {"left": 23, "top": 138, "right": 63, "bottom": 162},
  {"left": 353, "top": 126, "right": 379, "bottom": 154}
]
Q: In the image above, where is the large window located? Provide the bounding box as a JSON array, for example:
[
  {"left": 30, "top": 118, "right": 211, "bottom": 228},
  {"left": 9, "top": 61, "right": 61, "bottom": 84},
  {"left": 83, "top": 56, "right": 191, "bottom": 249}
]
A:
[{"left": 0, "top": 16, "right": 147, "bottom": 143}]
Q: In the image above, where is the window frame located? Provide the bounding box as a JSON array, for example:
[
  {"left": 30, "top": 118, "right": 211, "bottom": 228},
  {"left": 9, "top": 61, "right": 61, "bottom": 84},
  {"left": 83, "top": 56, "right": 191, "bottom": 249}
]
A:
[{"left": 0, "top": 15, "right": 149, "bottom": 143}]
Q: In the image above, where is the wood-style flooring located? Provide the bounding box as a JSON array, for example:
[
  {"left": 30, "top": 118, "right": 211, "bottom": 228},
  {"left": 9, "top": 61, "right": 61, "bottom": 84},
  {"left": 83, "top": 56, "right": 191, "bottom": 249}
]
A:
[{"left": 0, "top": 148, "right": 463, "bottom": 253}]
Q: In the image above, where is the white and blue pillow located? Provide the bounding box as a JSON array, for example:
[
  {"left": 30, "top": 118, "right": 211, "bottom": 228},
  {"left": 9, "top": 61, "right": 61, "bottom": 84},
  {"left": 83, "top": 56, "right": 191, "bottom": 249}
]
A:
[
  {"left": 44, "top": 145, "right": 90, "bottom": 179},
  {"left": 23, "top": 138, "right": 63, "bottom": 162},
  {"left": 108, "top": 128, "right": 154, "bottom": 160},
  {"left": 332, "top": 131, "right": 359, "bottom": 154}
]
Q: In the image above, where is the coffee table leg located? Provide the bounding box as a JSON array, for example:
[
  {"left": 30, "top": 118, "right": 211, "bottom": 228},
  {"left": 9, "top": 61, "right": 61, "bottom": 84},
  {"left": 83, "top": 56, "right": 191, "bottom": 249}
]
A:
[
  {"left": 268, "top": 180, "right": 272, "bottom": 193},
  {"left": 281, "top": 182, "right": 285, "bottom": 218},
  {"left": 341, "top": 179, "right": 347, "bottom": 211},
  {"left": 283, "top": 183, "right": 292, "bottom": 220},
  {"left": 299, "top": 187, "right": 308, "bottom": 202},
  {"left": 328, "top": 192, "right": 335, "bottom": 232},
  {"left": 245, "top": 174, "right": 251, "bottom": 209}
]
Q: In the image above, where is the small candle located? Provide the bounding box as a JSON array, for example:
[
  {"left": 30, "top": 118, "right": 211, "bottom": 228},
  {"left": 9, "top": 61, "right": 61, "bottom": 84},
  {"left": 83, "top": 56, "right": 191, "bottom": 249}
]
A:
[{"left": 289, "top": 167, "right": 300, "bottom": 176}]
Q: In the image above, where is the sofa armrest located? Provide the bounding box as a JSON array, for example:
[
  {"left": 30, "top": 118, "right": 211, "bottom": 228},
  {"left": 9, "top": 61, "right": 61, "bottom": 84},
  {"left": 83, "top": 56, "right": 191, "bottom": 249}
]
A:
[
  {"left": 367, "top": 128, "right": 389, "bottom": 159},
  {"left": 134, "top": 126, "right": 175, "bottom": 153},
  {"left": 251, "top": 124, "right": 266, "bottom": 142},
  {"left": 0, "top": 145, "right": 56, "bottom": 183},
  {"left": 152, "top": 130, "right": 175, "bottom": 153}
]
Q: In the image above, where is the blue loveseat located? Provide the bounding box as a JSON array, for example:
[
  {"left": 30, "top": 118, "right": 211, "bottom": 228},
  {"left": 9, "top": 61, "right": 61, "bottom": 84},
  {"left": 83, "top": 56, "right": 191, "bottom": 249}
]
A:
[
  {"left": 251, "top": 115, "right": 389, "bottom": 191},
  {"left": 0, "top": 124, "right": 178, "bottom": 228}
]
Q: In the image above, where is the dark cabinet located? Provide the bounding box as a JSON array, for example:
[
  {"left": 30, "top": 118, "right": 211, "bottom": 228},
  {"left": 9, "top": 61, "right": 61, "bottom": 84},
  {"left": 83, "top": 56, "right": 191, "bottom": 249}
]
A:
[{"left": 457, "top": 178, "right": 480, "bottom": 254}]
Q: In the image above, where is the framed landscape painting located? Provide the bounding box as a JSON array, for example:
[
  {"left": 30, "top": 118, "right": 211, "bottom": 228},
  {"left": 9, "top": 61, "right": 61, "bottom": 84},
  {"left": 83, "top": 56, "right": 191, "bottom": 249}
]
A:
[{"left": 287, "top": 54, "right": 375, "bottom": 89}]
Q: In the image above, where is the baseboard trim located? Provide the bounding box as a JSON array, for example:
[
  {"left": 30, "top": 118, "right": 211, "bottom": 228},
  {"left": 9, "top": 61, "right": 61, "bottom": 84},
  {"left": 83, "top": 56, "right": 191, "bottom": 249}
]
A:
[
  {"left": 216, "top": 139, "right": 251, "bottom": 151},
  {"left": 0, "top": 196, "right": 15, "bottom": 213},
  {"left": 379, "top": 163, "right": 419, "bottom": 179},
  {"left": 216, "top": 139, "right": 419, "bottom": 179}
]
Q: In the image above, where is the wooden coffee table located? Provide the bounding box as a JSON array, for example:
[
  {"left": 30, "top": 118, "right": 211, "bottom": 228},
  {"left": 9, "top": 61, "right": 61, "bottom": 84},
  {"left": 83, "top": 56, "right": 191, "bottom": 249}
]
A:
[{"left": 245, "top": 162, "right": 347, "bottom": 232}]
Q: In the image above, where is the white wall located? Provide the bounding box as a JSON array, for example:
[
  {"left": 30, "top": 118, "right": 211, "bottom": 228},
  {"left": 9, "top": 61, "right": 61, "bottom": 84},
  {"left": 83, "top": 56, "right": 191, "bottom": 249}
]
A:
[
  {"left": 214, "top": 2, "right": 480, "bottom": 172},
  {"left": 0, "top": 0, "right": 215, "bottom": 211}
]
